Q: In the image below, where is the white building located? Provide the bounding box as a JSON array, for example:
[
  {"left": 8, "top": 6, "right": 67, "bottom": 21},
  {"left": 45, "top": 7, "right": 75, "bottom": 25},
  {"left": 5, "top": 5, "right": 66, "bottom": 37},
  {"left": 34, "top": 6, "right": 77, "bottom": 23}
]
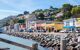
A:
[
  {"left": 63, "top": 18, "right": 76, "bottom": 27},
  {"left": 25, "top": 14, "right": 37, "bottom": 30},
  {"left": 14, "top": 23, "right": 19, "bottom": 32},
  {"left": 63, "top": 18, "right": 76, "bottom": 32}
]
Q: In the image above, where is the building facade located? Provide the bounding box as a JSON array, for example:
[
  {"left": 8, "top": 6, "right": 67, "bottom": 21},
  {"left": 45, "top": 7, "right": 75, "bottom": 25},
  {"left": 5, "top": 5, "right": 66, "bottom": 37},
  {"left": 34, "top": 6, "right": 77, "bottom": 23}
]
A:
[{"left": 63, "top": 18, "right": 77, "bottom": 32}]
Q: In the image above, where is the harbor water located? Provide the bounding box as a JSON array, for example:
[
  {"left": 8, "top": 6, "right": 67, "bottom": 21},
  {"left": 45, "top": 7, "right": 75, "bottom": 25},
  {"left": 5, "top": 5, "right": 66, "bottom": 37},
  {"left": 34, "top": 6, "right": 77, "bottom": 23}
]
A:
[{"left": 0, "top": 34, "right": 49, "bottom": 50}]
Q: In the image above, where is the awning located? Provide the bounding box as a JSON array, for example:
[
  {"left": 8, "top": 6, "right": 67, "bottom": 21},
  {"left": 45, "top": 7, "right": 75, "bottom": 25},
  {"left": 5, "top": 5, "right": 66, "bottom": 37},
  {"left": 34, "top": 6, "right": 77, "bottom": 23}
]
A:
[{"left": 63, "top": 26, "right": 75, "bottom": 28}]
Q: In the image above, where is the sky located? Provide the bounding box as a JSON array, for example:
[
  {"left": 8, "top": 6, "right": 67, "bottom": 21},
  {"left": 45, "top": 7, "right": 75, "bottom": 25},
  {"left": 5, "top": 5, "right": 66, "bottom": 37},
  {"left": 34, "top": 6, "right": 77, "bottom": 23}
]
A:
[{"left": 0, "top": 0, "right": 80, "bottom": 20}]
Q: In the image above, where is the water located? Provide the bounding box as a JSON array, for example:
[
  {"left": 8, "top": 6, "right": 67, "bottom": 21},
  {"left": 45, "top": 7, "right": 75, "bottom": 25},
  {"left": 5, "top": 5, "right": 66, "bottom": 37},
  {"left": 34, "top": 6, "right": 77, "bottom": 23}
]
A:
[
  {"left": 0, "top": 42, "right": 27, "bottom": 50},
  {"left": 0, "top": 34, "right": 49, "bottom": 50}
]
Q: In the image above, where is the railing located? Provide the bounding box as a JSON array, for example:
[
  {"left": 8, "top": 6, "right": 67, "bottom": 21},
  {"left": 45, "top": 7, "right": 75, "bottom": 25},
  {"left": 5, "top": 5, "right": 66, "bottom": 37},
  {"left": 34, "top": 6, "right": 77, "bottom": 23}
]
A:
[{"left": 0, "top": 38, "right": 38, "bottom": 50}]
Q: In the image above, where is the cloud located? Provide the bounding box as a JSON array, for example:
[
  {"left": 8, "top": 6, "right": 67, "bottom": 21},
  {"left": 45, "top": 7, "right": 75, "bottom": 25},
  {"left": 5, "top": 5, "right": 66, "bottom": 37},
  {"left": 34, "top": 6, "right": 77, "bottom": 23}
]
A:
[
  {"left": 0, "top": 0, "right": 35, "bottom": 19},
  {"left": 0, "top": 9, "right": 21, "bottom": 19},
  {"left": 0, "top": 0, "right": 36, "bottom": 13},
  {"left": 0, "top": 0, "right": 34, "bottom": 9}
]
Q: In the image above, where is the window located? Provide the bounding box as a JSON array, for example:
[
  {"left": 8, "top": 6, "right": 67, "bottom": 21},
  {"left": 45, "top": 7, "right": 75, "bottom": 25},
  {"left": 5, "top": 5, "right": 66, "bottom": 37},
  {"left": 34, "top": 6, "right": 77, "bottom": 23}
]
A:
[{"left": 66, "top": 21, "right": 69, "bottom": 26}]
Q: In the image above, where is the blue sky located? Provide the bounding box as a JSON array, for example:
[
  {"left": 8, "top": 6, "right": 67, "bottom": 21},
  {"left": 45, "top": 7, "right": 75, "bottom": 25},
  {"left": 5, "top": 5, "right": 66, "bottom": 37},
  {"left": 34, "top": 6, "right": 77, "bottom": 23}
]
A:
[{"left": 0, "top": 0, "right": 80, "bottom": 20}]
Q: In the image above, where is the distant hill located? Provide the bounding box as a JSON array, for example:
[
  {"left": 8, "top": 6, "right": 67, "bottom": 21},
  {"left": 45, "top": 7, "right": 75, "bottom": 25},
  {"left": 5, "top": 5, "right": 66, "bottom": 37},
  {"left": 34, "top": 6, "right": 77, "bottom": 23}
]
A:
[{"left": 0, "top": 16, "right": 17, "bottom": 28}]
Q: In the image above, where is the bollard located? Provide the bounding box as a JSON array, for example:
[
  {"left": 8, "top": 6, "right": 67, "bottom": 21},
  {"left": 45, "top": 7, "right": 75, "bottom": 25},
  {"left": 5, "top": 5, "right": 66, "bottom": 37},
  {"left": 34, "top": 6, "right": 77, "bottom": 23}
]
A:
[
  {"left": 60, "top": 40, "right": 67, "bottom": 50},
  {"left": 32, "top": 43, "right": 38, "bottom": 50}
]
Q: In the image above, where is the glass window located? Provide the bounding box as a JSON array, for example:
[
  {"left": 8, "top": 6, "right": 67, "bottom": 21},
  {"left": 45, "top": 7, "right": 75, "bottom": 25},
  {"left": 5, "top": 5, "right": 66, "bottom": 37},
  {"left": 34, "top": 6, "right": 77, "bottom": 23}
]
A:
[{"left": 66, "top": 21, "right": 69, "bottom": 26}]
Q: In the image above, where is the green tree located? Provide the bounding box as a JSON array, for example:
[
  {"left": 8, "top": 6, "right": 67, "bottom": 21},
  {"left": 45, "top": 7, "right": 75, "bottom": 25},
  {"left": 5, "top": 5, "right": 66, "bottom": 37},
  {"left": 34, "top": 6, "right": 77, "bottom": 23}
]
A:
[
  {"left": 17, "top": 14, "right": 23, "bottom": 17},
  {"left": 62, "top": 4, "right": 73, "bottom": 19},
  {"left": 63, "top": 11, "right": 72, "bottom": 19},
  {"left": 18, "top": 19, "right": 26, "bottom": 24},
  {"left": 32, "top": 9, "right": 43, "bottom": 14},
  {"left": 37, "top": 13, "right": 45, "bottom": 20},
  {"left": 50, "top": 15, "right": 55, "bottom": 20},
  {"left": 24, "top": 11, "right": 29, "bottom": 15},
  {"left": 71, "top": 6, "right": 80, "bottom": 15},
  {"left": 62, "top": 4, "right": 73, "bottom": 12},
  {"left": 13, "top": 18, "right": 19, "bottom": 24}
]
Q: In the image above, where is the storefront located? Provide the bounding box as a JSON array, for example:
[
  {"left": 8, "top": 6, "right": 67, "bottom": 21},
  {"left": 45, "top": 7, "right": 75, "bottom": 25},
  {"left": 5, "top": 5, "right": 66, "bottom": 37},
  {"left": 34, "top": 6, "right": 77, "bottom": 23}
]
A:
[
  {"left": 36, "top": 23, "right": 46, "bottom": 31},
  {"left": 14, "top": 23, "right": 19, "bottom": 32},
  {"left": 36, "top": 23, "right": 63, "bottom": 32},
  {"left": 45, "top": 23, "right": 54, "bottom": 32},
  {"left": 19, "top": 24, "right": 26, "bottom": 32}
]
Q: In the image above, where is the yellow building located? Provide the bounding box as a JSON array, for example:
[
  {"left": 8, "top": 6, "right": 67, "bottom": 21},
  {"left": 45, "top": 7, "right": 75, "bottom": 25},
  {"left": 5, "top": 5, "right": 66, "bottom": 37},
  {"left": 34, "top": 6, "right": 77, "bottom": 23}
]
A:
[
  {"left": 37, "top": 23, "right": 63, "bottom": 32},
  {"left": 44, "top": 23, "right": 63, "bottom": 31},
  {"left": 53, "top": 23, "right": 63, "bottom": 31}
]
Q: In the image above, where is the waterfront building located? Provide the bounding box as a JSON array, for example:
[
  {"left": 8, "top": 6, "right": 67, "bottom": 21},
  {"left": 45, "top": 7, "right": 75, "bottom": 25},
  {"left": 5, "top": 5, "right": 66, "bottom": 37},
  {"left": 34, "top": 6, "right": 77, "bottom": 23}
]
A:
[
  {"left": 63, "top": 18, "right": 76, "bottom": 32},
  {"left": 34, "top": 21, "right": 63, "bottom": 32},
  {"left": 25, "top": 14, "right": 37, "bottom": 31},
  {"left": 75, "top": 18, "right": 80, "bottom": 32},
  {"left": 75, "top": 18, "right": 80, "bottom": 27},
  {"left": 17, "top": 14, "right": 26, "bottom": 32},
  {"left": 63, "top": 18, "right": 80, "bottom": 32},
  {"left": 14, "top": 23, "right": 19, "bottom": 32}
]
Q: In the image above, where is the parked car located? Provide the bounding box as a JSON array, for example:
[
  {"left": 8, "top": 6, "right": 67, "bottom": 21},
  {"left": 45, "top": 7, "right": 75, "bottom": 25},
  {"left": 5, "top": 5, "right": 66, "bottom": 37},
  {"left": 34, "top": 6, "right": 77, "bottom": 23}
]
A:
[
  {"left": 37, "top": 30, "right": 46, "bottom": 32},
  {"left": 20, "top": 29, "right": 24, "bottom": 32},
  {"left": 26, "top": 29, "right": 34, "bottom": 32},
  {"left": 59, "top": 30, "right": 66, "bottom": 33}
]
